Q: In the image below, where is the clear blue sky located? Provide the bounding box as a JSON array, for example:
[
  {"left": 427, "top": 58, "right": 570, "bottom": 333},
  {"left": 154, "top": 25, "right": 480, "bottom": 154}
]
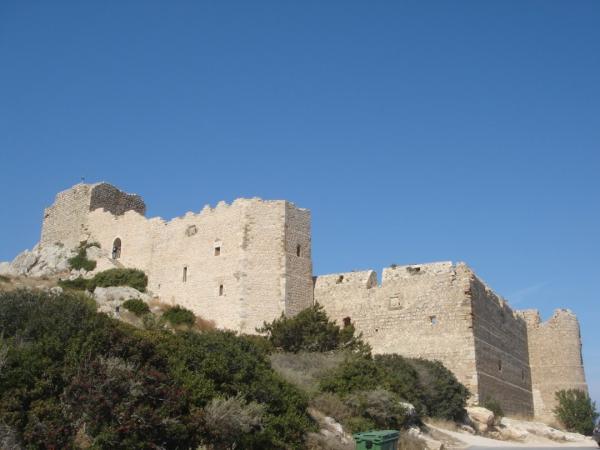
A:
[{"left": 1, "top": 1, "right": 598, "bottom": 406}]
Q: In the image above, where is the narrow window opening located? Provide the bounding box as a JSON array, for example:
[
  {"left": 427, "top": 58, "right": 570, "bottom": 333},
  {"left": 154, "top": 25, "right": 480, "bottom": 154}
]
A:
[
  {"left": 521, "top": 368, "right": 525, "bottom": 381},
  {"left": 296, "top": 244, "right": 301, "bottom": 257},
  {"left": 430, "top": 315, "right": 438, "bottom": 325},
  {"left": 219, "top": 284, "right": 224, "bottom": 296},
  {"left": 182, "top": 266, "right": 188, "bottom": 283},
  {"left": 343, "top": 317, "right": 352, "bottom": 328},
  {"left": 336, "top": 275, "right": 344, "bottom": 284},
  {"left": 214, "top": 246, "right": 221, "bottom": 256},
  {"left": 498, "top": 359, "right": 502, "bottom": 372},
  {"left": 112, "top": 238, "right": 122, "bottom": 259}
]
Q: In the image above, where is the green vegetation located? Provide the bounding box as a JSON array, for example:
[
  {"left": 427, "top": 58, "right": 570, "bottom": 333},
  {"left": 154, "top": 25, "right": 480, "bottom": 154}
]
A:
[
  {"left": 258, "top": 303, "right": 370, "bottom": 354},
  {"left": 317, "top": 354, "right": 469, "bottom": 423},
  {"left": 162, "top": 305, "right": 196, "bottom": 326},
  {"left": 67, "top": 241, "right": 100, "bottom": 271},
  {"left": 0, "top": 289, "right": 312, "bottom": 448},
  {"left": 482, "top": 396, "right": 504, "bottom": 421},
  {"left": 91, "top": 268, "right": 148, "bottom": 292},
  {"left": 122, "top": 298, "right": 150, "bottom": 316},
  {"left": 262, "top": 305, "right": 469, "bottom": 433},
  {"left": 59, "top": 268, "right": 148, "bottom": 293},
  {"left": 554, "top": 389, "right": 598, "bottom": 435},
  {"left": 0, "top": 275, "right": 10, "bottom": 283}
]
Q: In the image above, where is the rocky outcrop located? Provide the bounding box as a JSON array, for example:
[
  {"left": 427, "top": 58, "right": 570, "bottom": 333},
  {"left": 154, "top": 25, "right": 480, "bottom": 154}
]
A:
[
  {"left": 93, "top": 286, "right": 151, "bottom": 316},
  {"left": 4, "top": 243, "right": 75, "bottom": 278},
  {"left": 466, "top": 406, "right": 495, "bottom": 433},
  {"left": 499, "top": 417, "right": 592, "bottom": 443}
]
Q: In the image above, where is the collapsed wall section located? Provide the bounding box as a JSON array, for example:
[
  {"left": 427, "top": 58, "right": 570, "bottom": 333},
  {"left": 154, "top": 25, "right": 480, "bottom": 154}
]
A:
[
  {"left": 41, "top": 183, "right": 146, "bottom": 249},
  {"left": 41, "top": 184, "right": 94, "bottom": 248},
  {"left": 315, "top": 262, "right": 480, "bottom": 397},
  {"left": 470, "top": 274, "right": 533, "bottom": 416},
  {"left": 519, "top": 309, "right": 588, "bottom": 422}
]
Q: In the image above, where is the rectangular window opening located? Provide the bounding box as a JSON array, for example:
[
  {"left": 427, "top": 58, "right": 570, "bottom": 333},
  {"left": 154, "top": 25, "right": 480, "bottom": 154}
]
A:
[
  {"left": 214, "top": 246, "right": 221, "bottom": 256},
  {"left": 182, "top": 266, "right": 188, "bottom": 282},
  {"left": 219, "top": 284, "right": 224, "bottom": 296}
]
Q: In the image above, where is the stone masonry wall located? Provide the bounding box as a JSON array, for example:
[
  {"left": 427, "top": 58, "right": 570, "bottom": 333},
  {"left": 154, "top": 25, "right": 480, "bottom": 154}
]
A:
[
  {"left": 519, "top": 309, "right": 588, "bottom": 423},
  {"left": 41, "top": 183, "right": 94, "bottom": 248},
  {"left": 51, "top": 183, "right": 314, "bottom": 333},
  {"left": 315, "top": 262, "right": 480, "bottom": 398},
  {"left": 89, "top": 183, "right": 146, "bottom": 216},
  {"left": 470, "top": 276, "right": 533, "bottom": 416}
]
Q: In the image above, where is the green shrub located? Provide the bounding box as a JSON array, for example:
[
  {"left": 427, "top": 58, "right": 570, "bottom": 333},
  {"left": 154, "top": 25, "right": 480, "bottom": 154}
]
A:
[
  {"left": 319, "top": 356, "right": 385, "bottom": 394},
  {"left": 344, "top": 389, "right": 412, "bottom": 431},
  {"left": 0, "top": 275, "right": 10, "bottom": 283},
  {"left": 554, "top": 389, "right": 598, "bottom": 435},
  {"left": 0, "top": 289, "right": 313, "bottom": 449},
  {"left": 258, "top": 303, "right": 370, "bottom": 354},
  {"left": 89, "top": 268, "right": 148, "bottom": 292},
  {"left": 162, "top": 305, "right": 196, "bottom": 326},
  {"left": 122, "top": 298, "right": 150, "bottom": 316},
  {"left": 318, "top": 354, "right": 468, "bottom": 422},
  {"left": 58, "top": 276, "right": 90, "bottom": 291},
  {"left": 58, "top": 269, "right": 149, "bottom": 293},
  {"left": 407, "top": 358, "right": 469, "bottom": 421},
  {"left": 482, "top": 396, "right": 504, "bottom": 420},
  {"left": 67, "top": 241, "right": 99, "bottom": 272}
]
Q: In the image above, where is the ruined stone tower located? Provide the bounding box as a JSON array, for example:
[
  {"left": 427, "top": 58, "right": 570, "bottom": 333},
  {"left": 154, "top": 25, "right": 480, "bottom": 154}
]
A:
[{"left": 37, "top": 182, "right": 588, "bottom": 421}]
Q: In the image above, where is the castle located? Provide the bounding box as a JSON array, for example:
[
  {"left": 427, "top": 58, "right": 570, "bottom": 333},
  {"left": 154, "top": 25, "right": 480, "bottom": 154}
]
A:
[{"left": 38, "top": 182, "right": 588, "bottom": 423}]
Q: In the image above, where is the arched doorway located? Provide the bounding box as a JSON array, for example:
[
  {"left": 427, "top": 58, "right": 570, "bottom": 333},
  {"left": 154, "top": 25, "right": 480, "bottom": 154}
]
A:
[{"left": 112, "top": 238, "right": 122, "bottom": 259}]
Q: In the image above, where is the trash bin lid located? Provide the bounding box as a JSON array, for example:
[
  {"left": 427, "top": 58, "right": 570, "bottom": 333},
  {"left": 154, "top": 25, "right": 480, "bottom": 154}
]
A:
[{"left": 353, "top": 430, "right": 400, "bottom": 443}]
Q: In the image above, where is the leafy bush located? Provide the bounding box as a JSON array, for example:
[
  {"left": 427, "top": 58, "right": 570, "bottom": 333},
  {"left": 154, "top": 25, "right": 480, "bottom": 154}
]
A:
[
  {"left": 58, "top": 276, "right": 90, "bottom": 291},
  {"left": 320, "top": 356, "right": 385, "bottom": 394},
  {"left": 200, "top": 395, "right": 265, "bottom": 449},
  {"left": 270, "top": 351, "right": 346, "bottom": 393},
  {"left": 318, "top": 354, "right": 468, "bottom": 422},
  {"left": 554, "top": 389, "right": 598, "bottom": 435},
  {"left": 58, "top": 268, "right": 149, "bottom": 293},
  {"left": 406, "top": 358, "right": 469, "bottom": 421},
  {"left": 0, "top": 289, "right": 313, "bottom": 449},
  {"left": 482, "top": 396, "right": 504, "bottom": 421},
  {"left": 163, "top": 305, "right": 196, "bottom": 326},
  {"left": 258, "top": 303, "right": 369, "bottom": 354},
  {"left": 122, "top": 298, "right": 150, "bottom": 316},
  {"left": 0, "top": 275, "right": 10, "bottom": 283},
  {"left": 67, "top": 241, "right": 99, "bottom": 271},
  {"left": 90, "top": 268, "right": 148, "bottom": 292},
  {"left": 344, "top": 389, "right": 411, "bottom": 431}
]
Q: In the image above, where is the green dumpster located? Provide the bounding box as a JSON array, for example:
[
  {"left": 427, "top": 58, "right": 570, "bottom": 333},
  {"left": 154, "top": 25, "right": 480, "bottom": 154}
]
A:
[{"left": 353, "top": 430, "right": 400, "bottom": 450}]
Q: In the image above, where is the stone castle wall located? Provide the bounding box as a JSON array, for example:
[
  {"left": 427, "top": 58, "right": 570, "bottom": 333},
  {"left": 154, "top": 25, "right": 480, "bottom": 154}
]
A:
[
  {"left": 315, "top": 262, "right": 536, "bottom": 416},
  {"left": 519, "top": 309, "right": 588, "bottom": 422},
  {"left": 470, "top": 277, "right": 533, "bottom": 416},
  {"left": 41, "top": 183, "right": 313, "bottom": 332},
  {"left": 314, "top": 263, "right": 480, "bottom": 398},
  {"left": 38, "top": 182, "right": 587, "bottom": 422}
]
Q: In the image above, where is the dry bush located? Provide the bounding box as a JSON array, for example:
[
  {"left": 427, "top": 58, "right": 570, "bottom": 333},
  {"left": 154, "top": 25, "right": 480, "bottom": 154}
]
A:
[
  {"left": 269, "top": 351, "right": 346, "bottom": 393},
  {"left": 194, "top": 315, "right": 216, "bottom": 332},
  {"left": 305, "top": 432, "right": 355, "bottom": 450},
  {"left": 398, "top": 432, "right": 426, "bottom": 450},
  {"left": 201, "top": 395, "right": 265, "bottom": 450},
  {"left": 310, "top": 393, "right": 353, "bottom": 423}
]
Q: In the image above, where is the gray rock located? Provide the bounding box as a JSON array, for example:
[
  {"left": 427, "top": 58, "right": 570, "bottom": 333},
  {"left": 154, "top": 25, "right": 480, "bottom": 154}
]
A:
[
  {"left": 0, "top": 262, "right": 15, "bottom": 277},
  {"left": 11, "top": 249, "right": 39, "bottom": 275},
  {"left": 466, "top": 406, "right": 495, "bottom": 427},
  {"left": 7, "top": 243, "right": 76, "bottom": 278},
  {"left": 93, "top": 286, "right": 150, "bottom": 316}
]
